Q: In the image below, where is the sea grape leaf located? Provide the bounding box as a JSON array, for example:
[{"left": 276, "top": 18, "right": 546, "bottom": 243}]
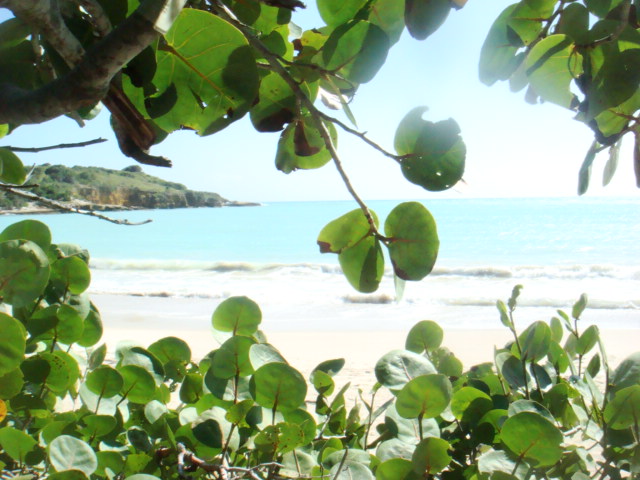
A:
[
  {"left": 367, "top": 0, "right": 405, "bottom": 44},
  {"left": 212, "top": 335, "right": 256, "bottom": 379},
  {"left": 212, "top": 296, "right": 262, "bottom": 336},
  {"left": 0, "top": 240, "right": 50, "bottom": 306},
  {"left": 118, "top": 365, "right": 156, "bottom": 404},
  {"left": 78, "top": 307, "right": 103, "bottom": 348},
  {"left": 339, "top": 235, "right": 384, "bottom": 293},
  {"left": 578, "top": 142, "right": 598, "bottom": 195},
  {"left": 179, "top": 373, "right": 203, "bottom": 404},
  {"left": 611, "top": 352, "right": 640, "bottom": 392},
  {"left": 501, "top": 412, "right": 563, "bottom": 467},
  {"left": 411, "top": 437, "right": 451, "bottom": 475},
  {"left": 587, "top": 48, "right": 640, "bottom": 119},
  {"left": 405, "top": 320, "right": 443, "bottom": 353},
  {"left": 251, "top": 362, "right": 307, "bottom": 412},
  {"left": 275, "top": 117, "right": 337, "bottom": 173},
  {"left": 479, "top": 5, "right": 522, "bottom": 86},
  {"left": 50, "top": 256, "right": 91, "bottom": 295},
  {"left": 320, "top": 20, "right": 390, "bottom": 84},
  {"left": 82, "top": 415, "right": 117, "bottom": 439},
  {"left": 0, "top": 367, "right": 23, "bottom": 399},
  {"left": 152, "top": 9, "right": 259, "bottom": 135},
  {"left": 86, "top": 366, "right": 124, "bottom": 398},
  {"left": 576, "top": 324, "right": 599, "bottom": 355},
  {"left": 49, "top": 435, "right": 98, "bottom": 476},
  {"left": 603, "top": 141, "right": 621, "bottom": 186},
  {"left": 221, "top": 0, "right": 290, "bottom": 35},
  {"left": 148, "top": 336, "right": 191, "bottom": 365},
  {"left": 0, "top": 313, "right": 25, "bottom": 377},
  {"left": 330, "top": 462, "right": 374, "bottom": 480},
  {"left": 604, "top": 385, "right": 640, "bottom": 429},
  {"left": 556, "top": 3, "right": 590, "bottom": 44},
  {"left": 375, "top": 350, "right": 437, "bottom": 391},
  {"left": 318, "top": 209, "right": 377, "bottom": 254},
  {"left": 507, "top": 0, "right": 557, "bottom": 46},
  {"left": 318, "top": 0, "right": 368, "bottom": 26},
  {"left": 396, "top": 374, "right": 452, "bottom": 419},
  {"left": 249, "top": 343, "right": 287, "bottom": 370},
  {"left": 518, "top": 321, "right": 551, "bottom": 361},
  {"left": 395, "top": 107, "right": 465, "bottom": 191},
  {"left": 0, "top": 220, "right": 51, "bottom": 251},
  {"left": 375, "top": 458, "right": 413, "bottom": 480},
  {"left": 525, "top": 34, "right": 583, "bottom": 109},
  {"left": 584, "top": 0, "right": 626, "bottom": 17},
  {"left": 0, "top": 426, "right": 38, "bottom": 464},
  {"left": 0, "top": 148, "right": 26, "bottom": 184},
  {"left": 384, "top": 202, "right": 439, "bottom": 281},
  {"left": 405, "top": 0, "right": 450, "bottom": 40},
  {"left": 250, "top": 72, "right": 297, "bottom": 132},
  {"left": 450, "top": 387, "right": 493, "bottom": 423}
]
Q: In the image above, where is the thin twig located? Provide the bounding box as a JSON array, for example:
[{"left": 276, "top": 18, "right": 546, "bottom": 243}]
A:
[
  {"left": 0, "top": 183, "right": 39, "bottom": 190},
  {"left": 2, "top": 138, "right": 108, "bottom": 153},
  {"left": 213, "top": 5, "right": 380, "bottom": 235},
  {"left": 318, "top": 112, "right": 407, "bottom": 164},
  {"left": 2, "top": 187, "right": 152, "bottom": 226}
]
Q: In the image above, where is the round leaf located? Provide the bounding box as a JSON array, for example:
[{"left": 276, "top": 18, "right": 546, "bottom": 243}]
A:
[
  {"left": 0, "top": 220, "right": 51, "bottom": 251},
  {"left": 501, "top": 411, "right": 563, "bottom": 467},
  {"left": 375, "top": 458, "right": 413, "bottom": 480},
  {"left": 330, "top": 462, "right": 374, "bottom": 480},
  {"left": 405, "top": 320, "right": 443, "bottom": 353},
  {"left": 118, "top": 365, "right": 156, "bottom": 404},
  {"left": 339, "top": 235, "right": 384, "bottom": 293},
  {"left": 396, "top": 374, "right": 452, "bottom": 419},
  {"left": 405, "top": 0, "right": 451, "bottom": 40},
  {"left": 318, "top": 208, "right": 377, "bottom": 254},
  {"left": 0, "top": 239, "right": 50, "bottom": 307},
  {"left": 0, "top": 148, "right": 26, "bottom": 184},
  {"left": 212, "top": 335, "right": 256, "bottom": 379},
  {"left": 50, "top": 256, "right": 91, "bottom": 295},
  {"left": 0, "top": 426, "right": 37, "bottom": 463},
  {"left": 0, "top": 313, "right": 26, "bottom": 376},
  {"left": 411, "top": 437, "right": 451, "bottom": 475},
  {"left": 252, "top": 362, "right": 307, "bottom": 412},
  {"left": 375, "top": 349, "right": 436, "bottom": 391},
  {"left": 604, "top": 385, "right": 640, "bottom": 430},
  {"left": 212, "top": 296, "right": 261, "bottom": 335},
  {"left": 86, "top": 366, "right": 124, "bottom": 398},
  {"left": 384, "top": 202, "right": 439, "bottom": 281},
  {"left": 49, "top": 435, "right": 98, "bottom": 476},
  {"left": 450, "top": 387, "right": 493, "bottom": 423},
  {"left": 518, "top": 321, "right": 551, "bottom": 361}
]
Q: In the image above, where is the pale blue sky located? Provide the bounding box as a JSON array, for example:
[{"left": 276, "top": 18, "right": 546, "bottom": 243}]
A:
[{"left": 2, "top": 0, "right": 638, "bottom": 202}]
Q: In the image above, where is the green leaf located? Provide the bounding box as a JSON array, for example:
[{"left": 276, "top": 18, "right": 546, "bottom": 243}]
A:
[
  {"left": 0, "top": 367, "right": 23, "bottom": 399},
  {"left": 339, "top": 235, "right": 384, "bottom": 293},
  {"left": 318, "top": 0, "right": 367, "bottom": 26},
  {"left": 396, "top": 374, "right": 452, "bottom": 419},
  {"left": 375, "top": 349, "right": 436, "bottom": 391},
  {"left": 450, "top": 387, "right": 493, "bottom": 423},
  {"left": 525, "top": 34, "right": 583, "bottom": 109},
  {"left": 411, "top": 437, "right": 451, "bottom": 475},
  {"left": 507, "top": 0, "right": 557, "bottom": 45},
  {"left": 572, "top": 293, "right": 588, "bottom": 319},
  {"left": 479, "top": 5, "right": 522, "bottom": 86},
  {"left": 384, "top": 404, "right": 440, "bottom": 445},
  {"left": 249, "top": 343, "right": 287, "bottom": 370},
  {"left": 584, "top": 0, "right": 626, "bottom": 17},
  {"left": 496, "top": 300, "right": 512, "bottom": 329},
  {"left": 405, "top": 320, "right": 443, "bottom": 353},
  {"left": 275, "top": 117, "right": 337, "bottom": 173},
  {"left": 550, "top": 316, "right": 563, "bottom": 343},
  {"left": 330, "top": 462, "right": 374, "bottom": 480},
  {"left": 81, "top": 415, "right": 117, "bottom": 439},
  {"left": 320, "top": 20, "right": 390, "bottom": 84},
  {"left": 518, "top": 321, "right": 551, "bottom": 361},
  {"left": 0, "top": 220, "right": 51, "bottom": 251},
  {"left": 0, "top": 240, "right": 50, "bottom": 307},
  {"left": 0, "top": 426, "right": 37, "bottom": 463},
  {"left": 118, "top": 364, "right": 156, "bottom": 404},
  {"left": 49, "top": 435, "right": 98, "bottom": 476},
  {"left": 576, "top": 324, "right": 599, "bottom": 355},
  {"left": 212, "top": 335, "right": 256, "bottom": 378},
  {"left": 405, "top": 0, "right": 450, "bottom": 40},
  {"left": 50, "top": 256, "right": 91, "bottom": 295},
  {"left": 212, "top": 296, "right": 262, "bottom": 335},
  {"left": 148, "top": 336, "right": 191, "bottom": 365},
  {"left": 395, "top": 108, "right": 465, "bottom": 191},
  {"left": 384, "top": 202, "right": 439, "bottom": 281},
  {"left": 86, "top": 366, "right": 124, "bottom": 398},
  {"left": 312, "top": 358, "right": 345, "bottom": 377},
  {"left": 318, "top": 209, "right": 376, "bottom": 254},
  {"left": 0, "top": 313, "right": 26, "bottom": 376},
  {"left": 603, "top": 141, "right": 621, "bottom": 186},
  {"left": 604, "top": 385, "right": 640, "bottom": 429},
  {"left": 611, "top": 352, "right": 640, "bottom": 391},
  {"left": 153, "top": 9, "right": 259, "bottom": 135},
  {"left": 501, "top": 412, "right": 563, "bottom": 467},
  {"left": 179, "top": 373, "right": 203, "bottom": 404},
  {"left": 0, "top": 148, "right": 26, "bottom": 184},
  {"left": 578, "top": 142, "right": 598, "bottom": 195},
  {"left": 375, "top": 458, "right": 413, "bottom": 480},
  {"left": 252, "top": 363, "right": 307, "bottom": 412},
  {"left": 249, "top": 72, "right": 297, "bottom": 132},
  {"left": 78, "top": 307, "right": 103, "bottom": 348}
]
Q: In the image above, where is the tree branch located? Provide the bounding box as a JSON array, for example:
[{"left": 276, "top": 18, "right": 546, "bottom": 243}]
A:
[
  {"left": 0, "top": 0, "right": 167, "bottom": 126},
  {"left": 2, "top": 137, "right": 108, "bottom": 152},
  {"left": 2, "top": 187, "right": 152, "bottom": 226}
]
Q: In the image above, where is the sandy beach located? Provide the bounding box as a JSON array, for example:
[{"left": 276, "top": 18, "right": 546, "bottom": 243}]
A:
[{"left": 93, "top": 293, "right": 640, "bottom": 396}]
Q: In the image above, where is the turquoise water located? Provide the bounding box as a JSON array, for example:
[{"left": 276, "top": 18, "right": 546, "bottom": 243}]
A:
[
  {"left": 1, "top": 197, "right": 639, "bottom": 320},
  {"left": 1, "top": 197, "right": 637, "bottom": 266}
]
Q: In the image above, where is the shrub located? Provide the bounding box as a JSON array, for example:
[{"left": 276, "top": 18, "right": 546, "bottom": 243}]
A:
[{"left": 0, "top": 220, "right": 637, "bottom": 479}]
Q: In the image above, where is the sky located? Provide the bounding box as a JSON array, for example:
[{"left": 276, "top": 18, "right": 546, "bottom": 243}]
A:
[{"left": 1, "top": 0, "right": 638, "bottom": 203}]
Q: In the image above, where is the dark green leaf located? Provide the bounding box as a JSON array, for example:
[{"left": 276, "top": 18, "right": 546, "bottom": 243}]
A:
[
  {"left": 405, "top": 0, "right": 450, "bottom": 40},
  {"left": 604, "top": 385, "right": 640, "bottom": 429},
  {"left": 252, "top": 362, "right": 307, "bottom": 412},
  {"left": 396, "top": 374, "right": 452, "bottom": 419},
  {"left": 212, "top": 335, "right": 256, "bottom": 378},
  {"left": 118, "top": 364, "right": 156, "bottom": 404},
  {"left": 275, "top": 117, "right": 337, "bottom": 173},
  {"left": 212, "top": 296, "right": 262, "bottom": 335},
  {"left": 501, "top": 412, "right": 563, "bottom": 467},
  {"left": 318, "top": 0, "right": 368, "bottom": 26},
  {"left": 86, "top": 366, "right": 123, "bottom": 398},
  {"left": 0, "top": 313, "right": 26, "bottom": 377},
  {"left": 375, "top": 349, "right": 436, "bottom": 391},
  {"left": 339, "top": 235, "right": 384, "bottom": 293},
  {"left": 411, "top": 437, "right": 451, "bottom": 475},
  {"left": 0, "top": 240, "right": 50, "bottom": 307}
]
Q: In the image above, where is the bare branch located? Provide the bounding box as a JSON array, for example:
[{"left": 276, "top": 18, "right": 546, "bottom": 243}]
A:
[
  {"left": 2, "top": 138, "right": 108, "bottom": 153},
  {"left": 0, "top": 0, "right": 167, "bottom": 126},
  {"left": 2, "top": 187, "right": 152, "bottom": 226}
]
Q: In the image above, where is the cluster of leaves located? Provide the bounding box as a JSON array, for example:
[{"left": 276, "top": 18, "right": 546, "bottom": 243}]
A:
[
  {"left": 1, "top": 220, "right": 639, "bottom": 480},
  {"left": 480, "top": 0, "right": 640, "bottom": 193},
  {"left": 0, "top": 0, "right": 469, "bottom": 292}
]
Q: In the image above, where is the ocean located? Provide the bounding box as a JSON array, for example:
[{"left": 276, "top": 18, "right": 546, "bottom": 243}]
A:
[{"left": 1, "top": 197, "right": 638, "bottom": 332}]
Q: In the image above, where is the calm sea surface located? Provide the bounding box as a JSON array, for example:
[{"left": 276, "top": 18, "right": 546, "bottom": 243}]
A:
[{"left": 1, "top": 197, "right": 638, "bottom": 329}]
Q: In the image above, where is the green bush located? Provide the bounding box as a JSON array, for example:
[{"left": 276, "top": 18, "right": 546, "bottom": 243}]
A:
[{"left": 0, "top": 219, "right": 638, "bottom": 479}]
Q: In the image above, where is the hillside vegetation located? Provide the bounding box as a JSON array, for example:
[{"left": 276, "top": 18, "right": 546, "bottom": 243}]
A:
[{"left": 0, "top": 164, "right": 233, "bottom": 210}]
